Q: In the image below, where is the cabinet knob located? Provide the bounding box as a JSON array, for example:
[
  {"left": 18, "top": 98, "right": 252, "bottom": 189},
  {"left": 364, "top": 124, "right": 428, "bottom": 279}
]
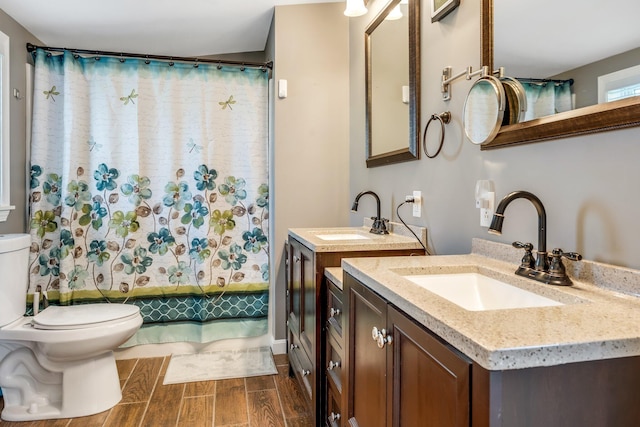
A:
[
  {"left": 293, "top": 255, "right": 300, "bottom": 263},
  {"left": 330, "top": 307, "right": 341, "bottom": 318},
  {"left": 327, "top": 360, "right": 341, "bottom": 370},
  {"left": 290, "top": 343, "right": 299, "bottom": 351},
  {"left": 302, "top": 369, "right": 311, "bottom": 376},
  {"left": 372, "top": 326, "right": 392, "bottom": 349},
  {"left": 328, "top": 412, "right": 341, "bottom": 422}
]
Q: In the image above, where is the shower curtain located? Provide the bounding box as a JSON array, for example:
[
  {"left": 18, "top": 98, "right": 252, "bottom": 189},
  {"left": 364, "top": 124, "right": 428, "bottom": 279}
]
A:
[
  {"left": 28, "top": 49, "right": 270, "bottom": 345},
  {"left": 520, "top": 80, "right": 573, "bottom": 121}
]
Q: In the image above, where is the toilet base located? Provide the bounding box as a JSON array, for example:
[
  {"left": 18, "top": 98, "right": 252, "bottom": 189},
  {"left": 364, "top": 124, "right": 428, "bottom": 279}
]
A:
[{"left": 0, "top": 347, "right": 122, "bottom": 421}]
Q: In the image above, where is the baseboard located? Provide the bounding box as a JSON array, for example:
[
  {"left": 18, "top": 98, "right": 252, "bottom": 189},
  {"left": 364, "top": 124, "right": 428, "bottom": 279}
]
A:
[{"left": 271, "top": 338, "right": 287, "bottom": 355}]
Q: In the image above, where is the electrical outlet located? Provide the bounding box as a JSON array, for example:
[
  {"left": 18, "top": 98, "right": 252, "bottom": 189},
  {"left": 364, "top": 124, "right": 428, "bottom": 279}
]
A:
[
  {"left": 412, "top": 190, "right": 421, "bottom": 217},
  {"left": 480, "top": 191, "right": 495, "bottom": 227}
]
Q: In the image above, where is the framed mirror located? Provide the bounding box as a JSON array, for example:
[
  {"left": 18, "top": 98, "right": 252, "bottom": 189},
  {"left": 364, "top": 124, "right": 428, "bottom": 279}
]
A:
[
  {"left": 365, "top": 0, "right": 420, "bottom": 167},
  {"left": 480, "top": 0, "right": 640, "bottom": 149}
]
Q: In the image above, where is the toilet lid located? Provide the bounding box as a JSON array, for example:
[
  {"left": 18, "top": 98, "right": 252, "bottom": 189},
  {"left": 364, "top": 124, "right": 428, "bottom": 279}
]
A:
[{"left": 32, "top": 304, "right": 140, "bottom": 330}]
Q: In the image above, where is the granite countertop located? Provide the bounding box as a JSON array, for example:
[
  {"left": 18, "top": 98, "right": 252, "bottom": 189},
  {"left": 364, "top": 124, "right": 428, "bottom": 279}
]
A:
[
  {"left": 289, "top": 224, "right": 425, "bottom": 253},
  {"left": 341, "top": 239, "right": 640, "bottom": 371},
  {"left": 324, "top": 267, "right": 343, "bottom": 291}
]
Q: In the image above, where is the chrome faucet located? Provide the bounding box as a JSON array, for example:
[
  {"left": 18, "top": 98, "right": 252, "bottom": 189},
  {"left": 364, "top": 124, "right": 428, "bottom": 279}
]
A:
[
  {"left": 488, "top": 190, "right": 581, "bottom": 286},
  {"left": 351, "top": 191, "right": 389, "bottom": 235}
]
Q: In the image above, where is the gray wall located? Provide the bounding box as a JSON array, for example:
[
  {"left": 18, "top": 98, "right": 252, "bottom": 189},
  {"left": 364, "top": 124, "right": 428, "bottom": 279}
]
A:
[
  {"left": 0, "top": 10, "right": 40, "bottom": 235},
  {"left": 267, "top": 3, "right": 350, "bottom": 341},
  {"left": 349, "top": 0, "right": 640, "bottom": 270}
]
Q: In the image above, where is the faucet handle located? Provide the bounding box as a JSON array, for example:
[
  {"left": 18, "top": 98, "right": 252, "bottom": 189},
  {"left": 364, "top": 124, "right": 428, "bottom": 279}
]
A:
[
  {"left": 548, "top": 248, "right": 582, "bottom": 276},
  {"left": 512, "top": 241, "right": 535, "bottom": 269}
]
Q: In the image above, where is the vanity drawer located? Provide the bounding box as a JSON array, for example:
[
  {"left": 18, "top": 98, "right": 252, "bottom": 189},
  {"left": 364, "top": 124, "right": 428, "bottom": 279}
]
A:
[
  {"left": 326, "top": 280, "right": 344, "bottom": 340},
  {"left": 326, "top": 337, "right": 343, "bottom": 393},
  {"left": 289, "top": 333, "right": 314, "bottom": 402},
  {"left": 326, "top": 380, "right": 343, "bottom": 427}
]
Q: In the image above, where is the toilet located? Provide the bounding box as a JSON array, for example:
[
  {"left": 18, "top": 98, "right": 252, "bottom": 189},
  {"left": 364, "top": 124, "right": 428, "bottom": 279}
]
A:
[{"left": 0, "top": 234, "right": 143, "bottom": 422}]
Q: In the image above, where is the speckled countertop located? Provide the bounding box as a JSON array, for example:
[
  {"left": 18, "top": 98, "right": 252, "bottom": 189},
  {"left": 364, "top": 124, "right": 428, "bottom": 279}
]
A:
[
  {"left": 341, "top": 238, "right": 640, "bottom": 371},
  {"left": 289, "top": 224, "right": 425, "bottom": 253}
]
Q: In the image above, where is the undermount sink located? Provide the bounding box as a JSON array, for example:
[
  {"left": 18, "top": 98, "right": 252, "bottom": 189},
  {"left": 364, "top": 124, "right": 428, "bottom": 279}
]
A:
[
  {"left": 315, "top": 233, "right": 371, "bottom": 241},
  {"left": 403, "top": 272, "right": 564, "bottom": 311}
]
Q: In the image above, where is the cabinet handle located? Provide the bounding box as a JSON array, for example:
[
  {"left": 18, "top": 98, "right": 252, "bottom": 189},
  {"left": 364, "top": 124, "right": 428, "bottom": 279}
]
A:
[
  {"left": 302, "top": 369, "right": 311, "bottom": 376},
  {"left": 290, "top": 343, "right": 299, "bottom": 351},
  {"left": 327, "top": 360, "right": 341, "bottom": 370},
  {"left": 371, "top": 326, "right": 392, "bottom": 349},
  {"left": 328, "top": 412, "right": 341, "bottom": 422},
  {"left": 330, "top": 307, "right": 341, "bottom": 318}
]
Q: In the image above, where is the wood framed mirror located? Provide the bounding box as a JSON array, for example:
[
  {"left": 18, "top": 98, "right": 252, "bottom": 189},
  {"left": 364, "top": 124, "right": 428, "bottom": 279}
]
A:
[
  {"left": 480, "top": 0, "right": 640, "bottom": 150},
  {"left": 365, "top": 0, "right": 420, "bottom": 167}
]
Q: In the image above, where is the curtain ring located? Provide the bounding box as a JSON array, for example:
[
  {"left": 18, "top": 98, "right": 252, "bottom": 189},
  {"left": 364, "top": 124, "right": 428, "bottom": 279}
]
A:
[
  {"left": 193, "top": 59, "right": 199, "bottom": 68},
  {"left": 422, "top": 111, "right": 451, "bottom": 159}
]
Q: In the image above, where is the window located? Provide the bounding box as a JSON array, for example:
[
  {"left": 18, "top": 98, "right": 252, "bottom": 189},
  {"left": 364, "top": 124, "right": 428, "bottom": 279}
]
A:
[
  {"left": 0, "top": 30, "right": 13, "bottom": 221},
  {"left": 598, "top": 64, "right": 640, "bottom": 104}
]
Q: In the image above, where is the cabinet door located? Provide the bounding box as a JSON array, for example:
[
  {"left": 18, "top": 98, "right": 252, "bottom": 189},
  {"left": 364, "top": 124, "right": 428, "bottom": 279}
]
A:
[
  {"left": 288, "top": 239, "right": 302, "bottom": 337},
  {"left": 388, "top": 305, "right": 470, "bottom": 427},
  {"left": 299, "top": 243, "right": 315, "bottom": 361},
  {"left": 347, "top": 277, "right": 388, "bottom": 427}
]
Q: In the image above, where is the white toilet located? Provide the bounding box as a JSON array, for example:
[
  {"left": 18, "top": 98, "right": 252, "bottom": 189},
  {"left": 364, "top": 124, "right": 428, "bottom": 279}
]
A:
[{"left": 0, "top": 233, "right": 143, "bottom": 421}]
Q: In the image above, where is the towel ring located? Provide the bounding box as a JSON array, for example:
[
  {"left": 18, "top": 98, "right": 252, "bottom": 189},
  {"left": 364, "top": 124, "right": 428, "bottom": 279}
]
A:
[{"left": 422, "top": 111, "right": 451, "bottom": 158}]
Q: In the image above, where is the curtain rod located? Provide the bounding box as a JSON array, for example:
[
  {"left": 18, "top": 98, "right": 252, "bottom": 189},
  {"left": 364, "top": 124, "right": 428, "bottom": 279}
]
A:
[
  {"left": 26, "top": 42, "right": 273, "bottom": 71},
  {"left": 516, "top": 77, "right": 574, "bottom": 86}
]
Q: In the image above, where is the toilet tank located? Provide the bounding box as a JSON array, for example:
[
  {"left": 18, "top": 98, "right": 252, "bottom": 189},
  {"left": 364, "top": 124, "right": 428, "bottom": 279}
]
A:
[{"left": 0, "top": 234, "right": 31, "bottom": 327}]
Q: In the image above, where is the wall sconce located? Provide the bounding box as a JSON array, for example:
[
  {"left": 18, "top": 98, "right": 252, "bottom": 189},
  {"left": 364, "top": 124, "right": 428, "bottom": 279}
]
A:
[
  {"left": 385, "top": 5, "right": 403, "bottom": 20},
  {"left": 344, "top": 0, "right": 367, "bottom": 17}
]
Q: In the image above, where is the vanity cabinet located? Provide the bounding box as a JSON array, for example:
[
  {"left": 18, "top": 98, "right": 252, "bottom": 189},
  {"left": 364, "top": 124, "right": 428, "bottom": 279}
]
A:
[
  {"left": 286, "top": 232, "right": 423, "bottom": 426},
  {"left": 345, "top": 273, "right": 470, "bottom": 427}
]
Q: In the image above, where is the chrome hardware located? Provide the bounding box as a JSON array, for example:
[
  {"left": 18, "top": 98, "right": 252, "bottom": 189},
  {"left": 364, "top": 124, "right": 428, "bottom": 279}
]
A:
[
  {"left": 372, "top": 326, "right": 392, "bottom": 349},
  {"left": 330, "top": 307, "right": 341, "bottom": 318},
  {"left": 290, "top": 343, "right": 299, "bottom": 351},
  {"left": 329, "top": 412, "right": 341, "bottom": 422},
  {"left": 302, "top": 369, "right": 311, "bottom": 376},
  {"left": 327, "top": 360, "right": 341, "bottom": 370},
  {"left": 293, "top": 255, "right": 300, "bottom": 263}
]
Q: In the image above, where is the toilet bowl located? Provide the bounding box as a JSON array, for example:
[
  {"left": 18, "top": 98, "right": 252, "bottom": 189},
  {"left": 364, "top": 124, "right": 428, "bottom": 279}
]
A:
[{"left": 0, "top": 234, "right": 143, "bottom": 421}]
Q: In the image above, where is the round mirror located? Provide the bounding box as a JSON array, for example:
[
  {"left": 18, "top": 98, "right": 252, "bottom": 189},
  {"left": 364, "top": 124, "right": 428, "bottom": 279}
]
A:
[
  {"left": 462, "top": 76, "right": 505, "bottom": 145},
  {"left": 500, "top": 76, "right": 527, "bottom": 125}
]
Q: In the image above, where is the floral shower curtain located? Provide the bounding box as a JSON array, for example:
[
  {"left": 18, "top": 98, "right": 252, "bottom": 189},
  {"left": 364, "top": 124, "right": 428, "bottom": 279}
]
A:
[
  {"left": 519, "top": 80, "right": 573, "bottom": 121},
  {"left": 28, "top": 49, "right": 270, "bottom": 345}
]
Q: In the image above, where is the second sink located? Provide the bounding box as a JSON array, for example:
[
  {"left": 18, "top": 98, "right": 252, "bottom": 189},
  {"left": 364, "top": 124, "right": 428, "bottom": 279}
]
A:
[{"left": 403, "top": 272, "right": 564, "bottom": 311}]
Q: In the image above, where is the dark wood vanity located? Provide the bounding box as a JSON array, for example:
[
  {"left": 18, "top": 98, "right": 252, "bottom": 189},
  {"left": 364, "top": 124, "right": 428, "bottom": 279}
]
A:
[
  {"left": 343, "top": 270, "right": 640, "bottom": 427},
  {"left": 285, "top": 229, "right": 424, "bottom": 426}
]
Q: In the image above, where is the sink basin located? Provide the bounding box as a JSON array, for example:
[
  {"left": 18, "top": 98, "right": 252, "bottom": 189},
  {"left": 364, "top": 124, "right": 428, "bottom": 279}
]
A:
[
  {"left": 315, "top": 233, "right": 371, "bottom": 241},
  {"left": 403, "top": 272, "right": 564, "bottom": 311}
]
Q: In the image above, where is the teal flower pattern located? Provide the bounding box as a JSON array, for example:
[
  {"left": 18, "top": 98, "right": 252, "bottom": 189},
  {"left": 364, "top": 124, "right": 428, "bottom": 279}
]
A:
[
  {"left": 31, "top": 165, "right": 43, "bottom": 189},
  {"left": 194, "top": 165, "right": 217, "bottom": 191},
  {"left": 121, "top": 175, "right": 152, "bottom": 206},
  {"left": 163, "top": 181, "right": 192, "bottom": 210},
  {"left": 43, "top": 174, "right": 62, "bottom": 205},
  {"left": 189, "top": 238, "right": 210, "bottom": 264},
  {"left": 65, "top": 180, "right": 91, "bottom": 211},
  {"left": 147, "top": 228, "right": 175, "bottom": 255},
  {"left": 67, "top": 266, "right": 90, "bottom": 289},
  {"left": 109, "top": 211, "right": 140, "bottom": 237},
  {"left": 181, "top": 200, "right": 209, "bottom": 229},
  {"left": 219, "top": 176, "right": 246, "bottom": 205},
  {"left": 256, "top": 184, "right": 268, "bottom": 209},
  {"left": 121, "top": 246, "right": 153, "bottom": 275},
  {"left": 242, "top": 228, "right": 267, "bottom": 254},
  {"left": 87, "top": 239, "right": 110, "bottom": 266},
  {"left": 219, "top": 243, "right": 247, "bottom": 271},
  {"left": 168, "top": 261, "right": 192, "bottom": 285},
  {"left": 94, "top": 163, "right": 120, "bottom": 192}
]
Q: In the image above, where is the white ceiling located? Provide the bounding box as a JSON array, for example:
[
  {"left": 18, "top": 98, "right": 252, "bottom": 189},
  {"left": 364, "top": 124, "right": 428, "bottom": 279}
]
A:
[{"left": 0, "top": 0, "right": 338, "bottom": 57}]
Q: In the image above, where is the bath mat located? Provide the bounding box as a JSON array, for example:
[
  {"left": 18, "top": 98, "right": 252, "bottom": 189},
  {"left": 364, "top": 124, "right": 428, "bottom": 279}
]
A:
[{"left": 163, "top": 346, "right": 277, "bottom": 385}]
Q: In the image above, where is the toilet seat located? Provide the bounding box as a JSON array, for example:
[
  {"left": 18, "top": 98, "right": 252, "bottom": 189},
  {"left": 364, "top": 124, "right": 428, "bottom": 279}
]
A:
[{"left": 32, "top": 304, "right": 141, "bottom": 330}]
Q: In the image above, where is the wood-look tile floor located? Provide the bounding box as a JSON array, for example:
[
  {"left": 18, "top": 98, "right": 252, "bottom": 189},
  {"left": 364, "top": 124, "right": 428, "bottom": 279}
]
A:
[{"left": 0, "top": 353, "right": 313, "bottom": 427}]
